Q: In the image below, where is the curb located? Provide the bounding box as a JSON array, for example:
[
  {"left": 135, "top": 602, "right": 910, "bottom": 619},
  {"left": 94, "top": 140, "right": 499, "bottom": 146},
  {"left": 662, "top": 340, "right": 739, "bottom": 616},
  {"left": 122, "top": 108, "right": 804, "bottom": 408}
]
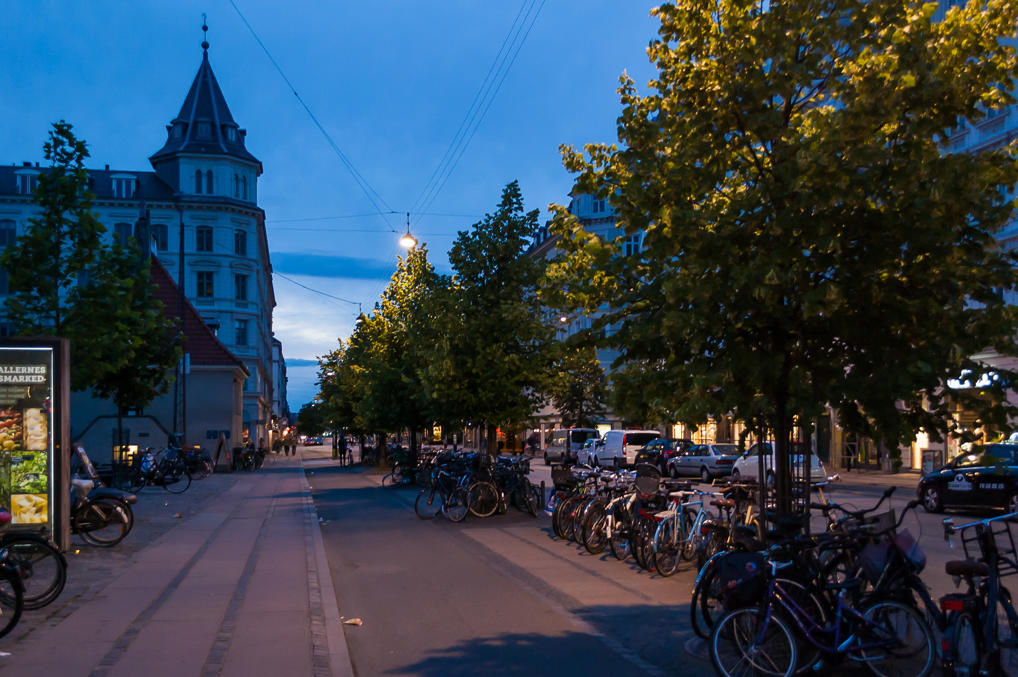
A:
[{"left": 300, "top": 453, "right": 356, "bottom": 677}]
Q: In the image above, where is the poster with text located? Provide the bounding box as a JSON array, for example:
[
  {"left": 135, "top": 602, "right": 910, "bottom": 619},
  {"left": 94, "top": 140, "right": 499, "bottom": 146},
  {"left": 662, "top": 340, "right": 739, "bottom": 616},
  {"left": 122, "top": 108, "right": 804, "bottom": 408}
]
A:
[{"left": 0, "top": 348, "right": 53, "bottom": 526}]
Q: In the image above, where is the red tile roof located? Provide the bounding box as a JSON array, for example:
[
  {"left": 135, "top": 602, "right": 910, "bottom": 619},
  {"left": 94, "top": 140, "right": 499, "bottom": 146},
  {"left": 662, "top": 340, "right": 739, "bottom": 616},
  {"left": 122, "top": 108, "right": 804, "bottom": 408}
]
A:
[{"left": 150, "top": 257, "right": 248, "bottom": 373}]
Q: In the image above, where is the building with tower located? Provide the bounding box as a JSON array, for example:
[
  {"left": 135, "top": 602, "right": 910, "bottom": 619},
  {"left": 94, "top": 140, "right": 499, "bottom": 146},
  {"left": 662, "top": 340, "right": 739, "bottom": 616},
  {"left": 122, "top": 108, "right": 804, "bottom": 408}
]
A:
[{"left": 0, "top": 34, "right": 281, "bottom": 456}]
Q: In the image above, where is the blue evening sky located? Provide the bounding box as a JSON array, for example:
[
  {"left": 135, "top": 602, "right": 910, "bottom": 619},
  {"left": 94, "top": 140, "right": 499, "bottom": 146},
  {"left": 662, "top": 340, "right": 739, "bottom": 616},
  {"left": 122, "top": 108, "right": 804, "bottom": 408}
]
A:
[{"left": 1, "top": 1, "right": 660, "bottom": 412}]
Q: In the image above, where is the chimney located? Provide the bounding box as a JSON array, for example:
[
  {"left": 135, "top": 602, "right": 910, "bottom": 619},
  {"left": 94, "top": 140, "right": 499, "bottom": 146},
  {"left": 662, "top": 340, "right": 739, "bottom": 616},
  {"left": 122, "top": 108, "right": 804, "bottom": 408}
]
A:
[{"left": 105, "top": 164, "right": 109, "bottom": 171}]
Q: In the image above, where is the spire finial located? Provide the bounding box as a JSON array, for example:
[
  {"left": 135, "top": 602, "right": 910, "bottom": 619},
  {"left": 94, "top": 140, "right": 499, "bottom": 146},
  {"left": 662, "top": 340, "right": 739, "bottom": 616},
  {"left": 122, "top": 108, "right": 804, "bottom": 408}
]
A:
[{"left": 201, "top": 13, "right": 209, "bottom": 52}]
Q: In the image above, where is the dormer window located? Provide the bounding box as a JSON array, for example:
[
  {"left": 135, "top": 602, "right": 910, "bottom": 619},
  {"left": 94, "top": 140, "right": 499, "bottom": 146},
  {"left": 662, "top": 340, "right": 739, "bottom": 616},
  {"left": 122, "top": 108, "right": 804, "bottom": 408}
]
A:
[
  {"left": 197, "top": 122, "right": 211, "bottom": 138},
  {"left": 14, "top": 172, "right": 38, "bottom": 195},
  {"left": 173, "top": 124, "right": 184, "bottom": 139},
  {"left": 593, "top": 198, "right": 607, "bottom": 214},
  {"left": 226, "top": 127, "right": 237, "bottom": 142},
  {"left": 111, "top": 175, "right": 136, "bottom": 199}
]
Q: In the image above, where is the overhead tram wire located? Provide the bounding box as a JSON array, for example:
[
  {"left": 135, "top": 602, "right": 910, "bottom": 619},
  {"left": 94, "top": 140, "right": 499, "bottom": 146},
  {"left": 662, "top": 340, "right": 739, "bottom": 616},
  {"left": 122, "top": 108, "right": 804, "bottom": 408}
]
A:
[
  {"left": 227, "top": 0, "right": 396, "bottom": 233},
  {"left": 272, "top": 271, "right": 364, "bottom": 315},
  {"left": 409, "top": 0, "right": 531, "bottom": 218},
  {"left": 411, "top": 0, "right": 547, "bottom": 228}
]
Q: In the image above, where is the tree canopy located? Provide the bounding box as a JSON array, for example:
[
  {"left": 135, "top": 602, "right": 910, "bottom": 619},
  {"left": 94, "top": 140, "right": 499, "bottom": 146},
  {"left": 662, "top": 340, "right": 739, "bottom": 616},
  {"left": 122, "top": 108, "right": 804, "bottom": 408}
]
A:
[
  {"left": 548, "top": 0, "right": 1018, "bottom": 497},
  {"left": 2, "top": 121, "right": 180, "bottom": 406}
]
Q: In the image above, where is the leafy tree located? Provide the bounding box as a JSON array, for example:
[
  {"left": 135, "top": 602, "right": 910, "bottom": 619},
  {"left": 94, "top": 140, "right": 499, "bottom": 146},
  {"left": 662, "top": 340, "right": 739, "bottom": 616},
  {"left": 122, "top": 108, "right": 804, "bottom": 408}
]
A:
[
  {"left": 545, "top": 341, "right": 607, "bottom": 428},
  {"left": 296, "top": 400, "right": 329, "bottom": 437},
  {"left": 429, "top": 181, "right": 554, "bottom": 454},
  {"left": 548, "top": 0, "right": 1018, "bottom": 508},
  {"left": 2, "top": 121, "right": 180, "bottom": 405}
]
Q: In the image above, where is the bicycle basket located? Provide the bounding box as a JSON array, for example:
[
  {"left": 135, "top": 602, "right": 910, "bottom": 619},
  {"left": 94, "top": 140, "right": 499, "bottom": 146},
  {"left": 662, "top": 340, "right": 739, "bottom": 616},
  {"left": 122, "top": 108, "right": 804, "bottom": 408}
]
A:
[
  {"left": 894, "top": 528, "right": 926, "bottom": 572},
  {"left": 634, "top": 475, "right": 660, "bottom": 497},
  {"left": 718, "top": 551, "right": 767, "bottom": 610},
  {"left": 859, "top": 541, "right": 891, "bottom": 582},
  {"left": 551, "top": 465, "right": 575, "bottom": 490}
]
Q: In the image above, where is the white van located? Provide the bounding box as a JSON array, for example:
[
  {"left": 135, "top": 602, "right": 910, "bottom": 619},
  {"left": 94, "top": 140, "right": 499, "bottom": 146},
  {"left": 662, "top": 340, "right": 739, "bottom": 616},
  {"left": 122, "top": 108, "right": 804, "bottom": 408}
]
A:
[
  {"left": 595, "top": 429, "right": 661, "bottom": 467},
  {"left": 544, "top": 428, "right": 599, "bottom": 465}
]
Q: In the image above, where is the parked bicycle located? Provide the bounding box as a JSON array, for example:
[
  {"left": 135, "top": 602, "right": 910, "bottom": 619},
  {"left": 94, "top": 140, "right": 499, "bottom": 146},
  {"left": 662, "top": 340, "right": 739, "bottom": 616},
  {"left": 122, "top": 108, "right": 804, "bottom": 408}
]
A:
[
  {"left": 124, "top": 447, "right": 192, "bottom": 493},
  {"left": 941, "top": 511, "right": 1018, "bottom": 676},
  {"left": 0, "top": 509, "right": 26, "bottom": 638},
  {"left": 71, "top": 445, "right": 137, "bottom": 547}
]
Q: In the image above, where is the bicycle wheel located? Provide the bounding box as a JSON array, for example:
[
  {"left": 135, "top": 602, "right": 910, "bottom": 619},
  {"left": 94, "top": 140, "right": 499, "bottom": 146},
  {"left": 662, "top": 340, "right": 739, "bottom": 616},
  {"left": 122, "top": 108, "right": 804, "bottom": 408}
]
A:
[
  {"left": 856, "top": 600, "right": 935, "bottom": 677},
  {"left": 692, "top": 557, "right": 724, "bottom": 639},
  {"left": 467, "top": 481, "right": 499, "bottom": 518},
  {"left": 74, "top": 498, "right": 133, "bottom": 547},
  {"left": 581, "top": 502, "right": 608, "bottom": 553},
  {"left": 570, "top": 498, "right": 594, "bottom": 542},
  {"left": 414, "top": 488, "right": 442, "bottom": 519},
  {"left": 711, "top": 607, "right": 797, "bottom": 677},
  {"left": 162, "top": 468, "right": 192, "bottom": 494},
  {"left": 562, "top": 497, "right": 583, "bottom": 542},
  {"left": 678, "top": 507, "right": 698, "bottom": 561},
  {"left": 554, "top": 496, "right": 578, "bottom": 539},
  {"left": 522, "top": 483, "right": 541, "bottom": 517},
  {"left": 444, "top": 487, "right": 469, "bottom": 523},
  {"left": 0, "top": 569, "right": 23, "bottom": 639},
  {"left": 632, "top": 519, "right": 656, "bottom": 571},
  {"left": 653, "top": 516, "right": 682, "bottom": 577},
  {"left": 127, "top": 469, "right": 147, "bottom": 493},
  {"left": 0, "top": 535, "right": 66, "bottom": 609},
  {"left": 609, "top": 507, "right": 631, "bottom": 561}
]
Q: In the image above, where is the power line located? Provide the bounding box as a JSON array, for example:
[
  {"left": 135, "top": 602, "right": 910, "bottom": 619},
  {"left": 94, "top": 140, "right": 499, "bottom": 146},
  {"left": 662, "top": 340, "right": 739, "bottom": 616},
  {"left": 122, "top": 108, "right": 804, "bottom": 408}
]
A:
[
  {"left": 412, "top": 0, "right": 547, "bottom": 226},
  {"left": 272, "top": 271, "right": 363, "bottom": 313},
  {"left": 227, "top": 0, "right": 395, "bottom": 232},
  {"left": 271, "top": 211, "right": 482, "bottom": 225},
  {"left": 409, "top": 0, "right": 531, "bottom": 217}
]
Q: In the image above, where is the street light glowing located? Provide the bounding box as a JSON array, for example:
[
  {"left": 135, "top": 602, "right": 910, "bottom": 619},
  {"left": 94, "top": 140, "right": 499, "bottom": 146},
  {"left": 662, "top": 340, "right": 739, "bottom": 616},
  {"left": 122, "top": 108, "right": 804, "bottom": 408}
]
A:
[
  {"left": 559, "top": 316, "right": 568, "bottom": 323},
  {"left": 399, "top": 230, "right": 417, "bottom": 248}
]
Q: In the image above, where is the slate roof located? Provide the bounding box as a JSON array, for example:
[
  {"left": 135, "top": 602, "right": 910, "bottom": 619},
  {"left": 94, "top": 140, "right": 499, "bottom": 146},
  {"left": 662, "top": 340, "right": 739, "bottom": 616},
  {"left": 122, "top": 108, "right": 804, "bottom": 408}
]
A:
[
  {"left": 0, "top": 165, "right": 176, "bottom": 202},
  {"left": 150, "top": 257, "right": 248, "bottom": 374},
  {"left": 149, "top": 47, "right": 260, "bottom": 168}
]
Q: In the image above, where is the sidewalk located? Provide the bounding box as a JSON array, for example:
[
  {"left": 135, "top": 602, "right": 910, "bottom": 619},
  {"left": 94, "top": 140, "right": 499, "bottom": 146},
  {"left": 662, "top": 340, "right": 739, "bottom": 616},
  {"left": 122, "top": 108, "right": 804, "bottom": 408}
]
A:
[{"left": 0, "top": 449, "right": 353, "bottom": 676}]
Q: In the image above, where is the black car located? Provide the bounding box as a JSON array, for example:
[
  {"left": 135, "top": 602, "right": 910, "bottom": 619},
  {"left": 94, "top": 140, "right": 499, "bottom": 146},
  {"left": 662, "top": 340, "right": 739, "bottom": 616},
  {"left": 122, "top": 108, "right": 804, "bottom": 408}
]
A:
[
  {"left": 918, "top": 443, "right": 1018, "bottom": 514},
  {"left": 634, "top": 438, "right": 694, "bottom": 475}
]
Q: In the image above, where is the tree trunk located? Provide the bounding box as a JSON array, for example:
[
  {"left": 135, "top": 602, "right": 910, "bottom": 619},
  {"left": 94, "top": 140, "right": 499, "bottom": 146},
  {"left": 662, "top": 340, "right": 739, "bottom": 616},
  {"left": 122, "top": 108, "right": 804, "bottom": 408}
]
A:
[
  {"left": 774, "top": 393, "right": 792, "bottom": 517},
  {"left": 486, "top": 422, "right": 498, "bottom": 457}
]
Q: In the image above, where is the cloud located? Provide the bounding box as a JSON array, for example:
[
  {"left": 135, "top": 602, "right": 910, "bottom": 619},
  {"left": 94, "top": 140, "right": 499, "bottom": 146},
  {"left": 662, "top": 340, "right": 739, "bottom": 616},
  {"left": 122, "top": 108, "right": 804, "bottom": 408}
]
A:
[
  {"left": 272, "top": 252, "right": 397, "bottom": 280},
  {"left": 286, "top": 358, "right": 320, "bottom": 367}
]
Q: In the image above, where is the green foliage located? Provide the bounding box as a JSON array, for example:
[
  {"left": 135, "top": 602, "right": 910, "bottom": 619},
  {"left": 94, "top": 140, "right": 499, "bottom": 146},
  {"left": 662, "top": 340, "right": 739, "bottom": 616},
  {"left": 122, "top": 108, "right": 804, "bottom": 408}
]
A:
[
  {"left": 428, "top": 181, "right": 554, "bottom": 446},
  {"left": 296, "top": 400, "right": 330, "bottom": 437},
  {"left": 2, "top": 121, "right": 181, "bottom": 405},
  {"left": 548, "top": 0, "right": 1018, "bottom": 458},
  {"left": 2, "top": 121, "right": 103, "bottom": 335},
  {"left": 545, "top": 340, "right": 607, "bottom": 428}
]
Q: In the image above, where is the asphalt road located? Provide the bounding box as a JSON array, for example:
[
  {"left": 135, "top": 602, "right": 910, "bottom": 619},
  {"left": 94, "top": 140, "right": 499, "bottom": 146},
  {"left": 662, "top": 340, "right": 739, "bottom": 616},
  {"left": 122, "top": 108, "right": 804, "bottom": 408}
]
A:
[
  {"left": 308, "top": 454, "right": 1017, "bottom": 676},
  {"left": 308, "top": 463, "right": 701, "bottom": 677}
]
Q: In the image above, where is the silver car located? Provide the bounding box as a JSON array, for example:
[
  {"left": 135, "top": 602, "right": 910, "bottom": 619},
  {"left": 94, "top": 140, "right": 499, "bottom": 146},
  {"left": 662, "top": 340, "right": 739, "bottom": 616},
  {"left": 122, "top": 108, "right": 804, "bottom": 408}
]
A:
[{"left": 668, "top": 443, "right": 741, "bottom": 482}]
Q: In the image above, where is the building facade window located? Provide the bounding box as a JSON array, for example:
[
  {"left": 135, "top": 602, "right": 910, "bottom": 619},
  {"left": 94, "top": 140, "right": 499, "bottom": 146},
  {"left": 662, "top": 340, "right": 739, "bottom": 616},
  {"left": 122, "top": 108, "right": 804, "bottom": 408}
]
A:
[
  {"left": 233, "top": 174, "right": 239, "bottom": 197},
  {"left": 114, "top": 223, "right": 133, "bottom": 247},
  {"left": 235, "top": 273, "right": 248, "bottom": 301},
  {"left": 234, "top": 229, "right": 247, "bottom": 256},
  {"left": 196, "top": 225, "right": 213, "bottom": 252},
  {"left": 235, "top": 319, "right": 249, "bottom": 346},
  {"left": 196, "top": 271, "right": 214, "bottom": 299},
  {"left": 226, "top": 127, "right": 236, "bottom": 142},
  {"left": 0, "top": 220, "right": 16, "bottom": 247},
  {"left": 15, "top": 174, "right": 38, "bottom": 195},
  {"left": 195, "top": 169, "right": 203, "bottom": 194},
  {"left": 198, "top": 122, "right": 211, "bottom": 138},
  {"left": 112, "top": 178, "right": 135, "bottom": 199},
  {"left": 242, "top": 176, "right": 248, "bottom": 200},
  {"left": 593, "top": 198, "right": 606, "bottom": 214},
  {"left": 205, "top": 170, "right": 213, "bottom": 194},
  {"left": 151, "top": 223, "right": 168, "bottom": 251},
  {"left": 623, "top": 233, "right": 642, "bottom": 257},
  {"left": 203, "top": 317, "right": 220, "bottom": 336}
]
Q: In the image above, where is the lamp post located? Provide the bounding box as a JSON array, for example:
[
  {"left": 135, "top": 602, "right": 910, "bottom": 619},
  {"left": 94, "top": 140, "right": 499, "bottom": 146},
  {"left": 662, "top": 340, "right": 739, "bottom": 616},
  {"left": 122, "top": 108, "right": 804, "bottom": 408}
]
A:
[{"left": 399, "top": 212, "right": 417, "bottom": 249}]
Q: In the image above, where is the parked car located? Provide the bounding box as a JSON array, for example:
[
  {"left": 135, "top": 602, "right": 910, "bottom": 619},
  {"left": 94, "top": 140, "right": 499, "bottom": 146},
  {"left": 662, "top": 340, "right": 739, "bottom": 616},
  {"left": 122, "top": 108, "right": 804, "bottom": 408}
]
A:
[
  {"left": 918, "top": 443, "right": 1018, "bottom": 514},
  {"left": 544, "top": 428, "right": 599, "bottom": 465},
  {"left": 668, "top": 443, "right": 741, "bottom": 482},
  {"left": 596, "top": 429, "right": 661, "bottom": 467},
  {"left": 730, "top": 441, "right": 828, "bottom": 487},
  {"left": 635, "top": 438, "right": 693, "bottom": 475},
  {"left": 305, "top": 436, "right": 324, "bottom": 446},
  {"left": 576, "top": 437, "right": 605, "bottom": 466}
]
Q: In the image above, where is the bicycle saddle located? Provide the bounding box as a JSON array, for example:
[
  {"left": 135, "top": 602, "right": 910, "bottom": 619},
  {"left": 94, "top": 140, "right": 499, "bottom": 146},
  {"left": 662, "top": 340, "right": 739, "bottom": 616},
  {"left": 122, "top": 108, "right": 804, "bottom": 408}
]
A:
[
  {"left": 945, "top": 560, "right": 990, "bottom": 578},
  {"left": 711, "top": 498, "right": 736, "bottom": 509}
]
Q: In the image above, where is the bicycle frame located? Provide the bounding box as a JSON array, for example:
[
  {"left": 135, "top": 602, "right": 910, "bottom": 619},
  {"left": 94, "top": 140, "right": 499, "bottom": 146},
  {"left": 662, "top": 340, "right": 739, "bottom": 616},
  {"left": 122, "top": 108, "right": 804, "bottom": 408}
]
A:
[{"left": 757, "top": 563, "right": 900, "bottom": 656}]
